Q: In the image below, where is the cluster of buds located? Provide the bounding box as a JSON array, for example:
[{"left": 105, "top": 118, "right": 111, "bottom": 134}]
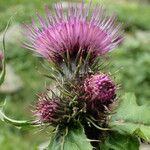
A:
[{"left": 24, "top": 0, "right": 123, "bottom": 144}]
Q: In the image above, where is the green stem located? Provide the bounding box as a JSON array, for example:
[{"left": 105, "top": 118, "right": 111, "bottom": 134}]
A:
[
  {"left": 0, "top": 110, "right": 38, "bottom": 127},
  {"left": 86, "top": 117, "right": 110, "bottom": 131},
  {"left": 0, "top": 18, "right": 11, "bottom": 85}
]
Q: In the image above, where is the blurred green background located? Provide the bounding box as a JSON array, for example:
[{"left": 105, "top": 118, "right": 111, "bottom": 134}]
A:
[{"left": 0, "top": 0, "right": 149, "bottom": 149}]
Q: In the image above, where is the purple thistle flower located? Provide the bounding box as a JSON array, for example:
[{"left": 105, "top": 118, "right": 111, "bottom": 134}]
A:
[
  {"left": 24, "top": 1, "right": 123, "bottom": 62},
  {"left": 84, "top": 74, "right": 116, "bottom": 103},
  {"left": 34, "top": 94, "right": 62, "bottom": 123}
]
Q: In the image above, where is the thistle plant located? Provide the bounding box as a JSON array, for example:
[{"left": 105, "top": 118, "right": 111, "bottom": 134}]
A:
[{"left": 1, "top": 1, "right": 150, "bottom": 150}]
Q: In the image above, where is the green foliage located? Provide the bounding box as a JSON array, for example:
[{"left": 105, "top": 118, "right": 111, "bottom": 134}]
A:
[
  {"left": 110, "top": 3, "right": 150, "bottom": 30},
  {"left": 0, "top": 0, "right": 54, "bottom": 32},
  {"left": 0, "top": 125, "right": 32, "bottom": 150},
  {"left": 100, "top": 132, "right": 139, "bottom": 150},
  {"left": 48, "top": 124, "right": 93, "bottom": 150},
  {"left": 0, "top": 99, "right": 39, "bottom": 130},
  {"left": 0, "top": 0, "right": 53, "bottom": 148},
  {"left": 90, "top": 0, "right": 150, "bottom": 30},
  {"left": 110, "top": 36, "right": 150, "bottom": 104},
  {"left": 109, "top": 93, "right": 150, "bottom": 141}
]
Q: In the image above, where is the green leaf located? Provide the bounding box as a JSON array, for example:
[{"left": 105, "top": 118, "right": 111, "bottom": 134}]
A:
[
  {"left": 100, "top": 132, "right": 139, "bottom": 150},
  {"left": 109, "top": 93, "right": 150, "bottom": 141},
  {"left": 48, "top": 123, "right": 93, "bottom": 150},
  {"left": 0, "top": 51, "right": 6, "bottom": 85},
  {"left": 0, "top": 20, "right": 10, "bottom": 85},
  {"left": 0, "top": 99, "right": 38, "bottom": 128}
]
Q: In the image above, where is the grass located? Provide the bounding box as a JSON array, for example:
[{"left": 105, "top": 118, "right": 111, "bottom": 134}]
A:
[{"left": 0, "top": 0, "right": 150, "bottom": 149}]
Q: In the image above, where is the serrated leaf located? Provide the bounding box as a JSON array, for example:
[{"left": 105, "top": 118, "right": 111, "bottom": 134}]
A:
[
  {"left": 48, "top": 124, "right": 93, "bottom": 150},
  {"left": 109, "top": 93, "right": 150, "bottom": 141},
  {"left": 100, "top": 132, "right": 139, "bottom": 150}
]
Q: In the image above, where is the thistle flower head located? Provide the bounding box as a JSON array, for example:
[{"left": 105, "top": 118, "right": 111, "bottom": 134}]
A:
[
  {"left": 24, "top": 1, "right": 123, "bottom": 62},
  {"left": 34, "top": 94, "right": 62, "bottom": 124},
  {"left": 84, "top": 74, "right": 116, "bottom": 103}
]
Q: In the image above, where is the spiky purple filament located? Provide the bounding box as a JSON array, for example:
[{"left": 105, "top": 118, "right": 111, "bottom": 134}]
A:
[
  {"left": 24, "top": 2, "right": 123, "bottom": 61},
  {"left": 84, "top": 74, "right": 116, "bottom": 102},
  {"left": 35, "top": 95, "right": 60, "bottom": 123}
]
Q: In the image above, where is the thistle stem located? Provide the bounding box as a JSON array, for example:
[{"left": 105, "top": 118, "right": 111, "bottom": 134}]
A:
[{"left": 86, "top": 117, "right": 110, "bottom": 131}]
